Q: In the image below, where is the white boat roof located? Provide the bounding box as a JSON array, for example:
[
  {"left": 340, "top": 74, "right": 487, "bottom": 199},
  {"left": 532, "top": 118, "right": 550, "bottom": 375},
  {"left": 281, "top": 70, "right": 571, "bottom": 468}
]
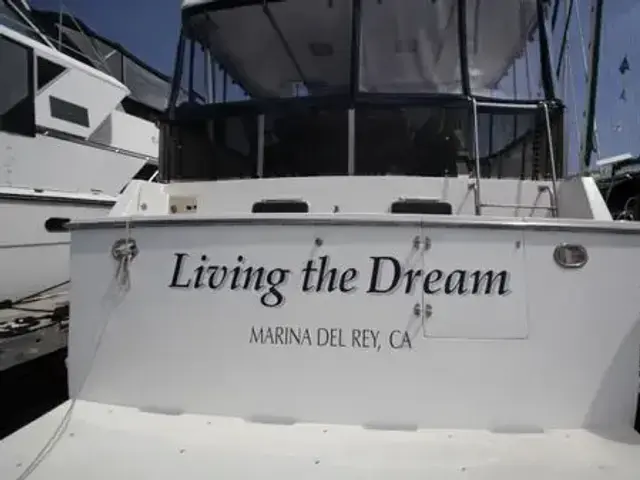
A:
[
  {"left": 179, "top": 0, "right": 537, "bottom": 97},
  {"left": 182, "top": 0, "right": 210, "bottom": 7},
  {"left": 594, "top": 153, "right": 635, "bottom": 168},
  {"left": 2, "top": 400, "right": 640, "bottom": 479}
]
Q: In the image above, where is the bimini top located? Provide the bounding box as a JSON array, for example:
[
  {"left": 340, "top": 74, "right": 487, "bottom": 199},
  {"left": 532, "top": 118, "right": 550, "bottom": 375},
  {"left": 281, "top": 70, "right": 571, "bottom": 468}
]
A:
[{"left": 180, "top": 0, "right": 541, "bottom": 99}]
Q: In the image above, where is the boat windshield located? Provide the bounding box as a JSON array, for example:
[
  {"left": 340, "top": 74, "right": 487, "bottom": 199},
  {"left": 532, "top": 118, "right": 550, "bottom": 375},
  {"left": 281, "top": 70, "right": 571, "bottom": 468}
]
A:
[{"left": 161, "top": 0, "right": 561, "bottom": 181}]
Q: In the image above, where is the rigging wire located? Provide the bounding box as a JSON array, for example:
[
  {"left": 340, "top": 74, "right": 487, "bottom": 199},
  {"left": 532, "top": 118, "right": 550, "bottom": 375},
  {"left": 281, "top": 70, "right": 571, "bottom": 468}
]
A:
[
  {"left": 574, "top": 0, "right": 601, "bottom": 160},
  {"left": 0, "top": 281, "right": 69, "bottom": 312},
  {"left": 567, "top": 47, "right": 582, "bottom": 166},
  {"left": 524, "top": 44, "right": 533, "bottom": 99}
]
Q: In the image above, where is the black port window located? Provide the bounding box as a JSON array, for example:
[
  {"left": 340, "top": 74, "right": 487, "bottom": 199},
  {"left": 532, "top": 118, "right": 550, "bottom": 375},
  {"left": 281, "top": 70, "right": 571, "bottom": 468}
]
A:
[
  {"left": 0, "top": 35, "right": 35, "bottom": 137},
  {"left": 252, "top": 199, "right": 309, "bottom": 213},
  {"left": 37, "top": 56, "right": 67, "bottom": 90},
  {"left": 390, "top": 199, "right": 453, "bottom": 215},
  {"left": 49, "top": 96, "right": 90, "bottom": 127}
]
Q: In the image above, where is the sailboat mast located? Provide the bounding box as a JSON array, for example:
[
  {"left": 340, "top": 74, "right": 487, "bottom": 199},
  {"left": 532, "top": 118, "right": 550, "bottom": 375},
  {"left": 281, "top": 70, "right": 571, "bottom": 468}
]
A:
[{"left": 579, "top": 0, "right": 604, "bottom": 171}]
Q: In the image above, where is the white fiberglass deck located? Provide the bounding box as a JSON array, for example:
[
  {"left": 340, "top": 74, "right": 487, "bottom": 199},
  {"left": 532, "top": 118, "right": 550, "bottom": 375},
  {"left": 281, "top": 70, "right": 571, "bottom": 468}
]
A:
[{"left": 2, "top": 400, "right": 640, "bottom": 479}]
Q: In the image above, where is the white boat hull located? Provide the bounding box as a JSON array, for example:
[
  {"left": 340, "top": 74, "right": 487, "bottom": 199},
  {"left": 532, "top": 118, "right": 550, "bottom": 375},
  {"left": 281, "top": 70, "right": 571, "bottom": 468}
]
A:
[
  {"left": 0, "top": 188, "right": 113, "bottom": 369},
  {"left": 0, "top": 188, "right": 114, "bottom": 303},
  {"left": 64, "top": 216, "right": 640, "bottom": 431},
  {"left": 4, "top": 183, "right": 640, "bottom": 477}
]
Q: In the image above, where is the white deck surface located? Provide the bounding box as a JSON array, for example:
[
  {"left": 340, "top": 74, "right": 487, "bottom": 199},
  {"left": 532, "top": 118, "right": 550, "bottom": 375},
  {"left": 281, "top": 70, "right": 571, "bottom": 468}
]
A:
[{"left": 2, "top": 400, "right": 640, "bottom": 479}]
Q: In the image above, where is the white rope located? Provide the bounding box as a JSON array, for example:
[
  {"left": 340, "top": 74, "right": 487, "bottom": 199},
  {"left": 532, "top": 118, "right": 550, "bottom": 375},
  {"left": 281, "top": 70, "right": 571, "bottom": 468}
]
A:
[
  {"left": 15, "top": 219, "right": 138, "bottom": 479},
  {"left": 14, "top": 399, "right": 76, "bottom": 480},
  {"left": 112, "top": 219, "right": 138, "bottom": 291}
]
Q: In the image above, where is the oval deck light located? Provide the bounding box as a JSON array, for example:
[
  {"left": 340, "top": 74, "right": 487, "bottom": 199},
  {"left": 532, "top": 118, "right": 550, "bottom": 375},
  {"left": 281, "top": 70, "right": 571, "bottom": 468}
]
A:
[{"left": 553, "top": 244, "right": 588, "bottom": 269}]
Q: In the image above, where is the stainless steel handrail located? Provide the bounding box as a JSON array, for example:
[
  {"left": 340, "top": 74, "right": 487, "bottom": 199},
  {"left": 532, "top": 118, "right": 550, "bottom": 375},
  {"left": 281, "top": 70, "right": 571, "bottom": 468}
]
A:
[{"left": 469, "top": 100, "right": 559, "bottom": 217}]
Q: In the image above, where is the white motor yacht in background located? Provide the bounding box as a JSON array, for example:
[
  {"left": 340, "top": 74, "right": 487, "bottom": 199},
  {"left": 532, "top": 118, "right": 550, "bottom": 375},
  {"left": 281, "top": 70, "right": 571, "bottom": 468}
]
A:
[
  {"left": 592, "top": 153, "right": 640, "bottom": 220},
  {"left": 0, "top": 0, "right": 165, "bottom": 369},
  {"left": 3, "top": 0, "right": 640, "bottom": 478}
]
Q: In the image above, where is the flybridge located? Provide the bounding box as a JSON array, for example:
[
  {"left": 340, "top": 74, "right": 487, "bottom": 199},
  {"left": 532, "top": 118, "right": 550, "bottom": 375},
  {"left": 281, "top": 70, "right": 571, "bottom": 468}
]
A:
[
  {"left": 168, "top": 252, "right": 512, "bottom": 307},
  {"left": 177, "top": 0, "right": 543, "bottom": 98}
]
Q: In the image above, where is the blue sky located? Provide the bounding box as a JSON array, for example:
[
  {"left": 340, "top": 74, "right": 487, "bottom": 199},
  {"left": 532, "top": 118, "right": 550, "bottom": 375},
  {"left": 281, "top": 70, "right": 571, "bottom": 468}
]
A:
[
  {"left": 28, "top": 0, "right": 640, "bottom": 173},
  {"left": 588, "top": 0, "right": 640, "bottom": 164}
]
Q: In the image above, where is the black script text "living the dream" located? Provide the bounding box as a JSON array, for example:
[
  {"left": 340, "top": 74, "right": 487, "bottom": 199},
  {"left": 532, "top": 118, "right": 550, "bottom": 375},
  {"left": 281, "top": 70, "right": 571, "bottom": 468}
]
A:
[{"left": 168, "top": 253, "right": 511, "bottom": 308}]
